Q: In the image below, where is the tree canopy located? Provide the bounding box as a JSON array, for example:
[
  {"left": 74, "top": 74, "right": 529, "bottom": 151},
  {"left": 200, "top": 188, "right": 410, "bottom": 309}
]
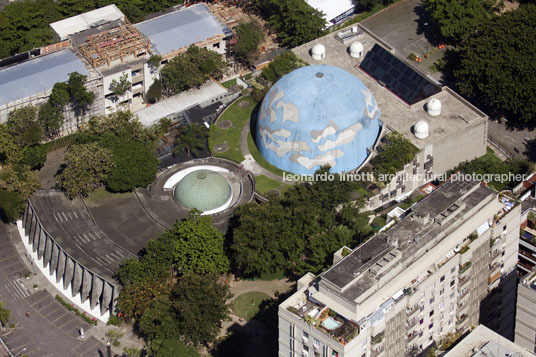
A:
[
  {"left": 423, "top": 0, "right": 493, "bottom": 44},
  {"left": 260, "top": 51, "right": 303, "bottom": 84},
  {"left": 7, "top": 106, "right": 42, "bottom": 146},
  {"left": 161, "top": 45, "right": 226, "bottom": 96},
  {"left": 58, "top": 142, "right": 114, "bottom": 198},
  {"left": 174, "top": 123, "right": 208, "bottom": 158},
  {"left": 258, "top": 0, "right": 326, "bottom": 48},
  {"left": 234, "top": 20, "right": 264, "bottom": 66},
  {"left": 453, "top": 4, "right": 536, "bottom": 123},
  {"left": 230, "top": 167, "right": 372, "bottom": 277}
]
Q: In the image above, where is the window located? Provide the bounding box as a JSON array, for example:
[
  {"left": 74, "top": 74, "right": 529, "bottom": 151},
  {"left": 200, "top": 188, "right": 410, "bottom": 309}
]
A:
[
  {"left": 450, "top": 293, "right": 455, "bottom": 299},
  {"left": 421, "top": 291, "right": 425, "bottom": 298},
  {"left": 451, "top": 267, "right": 456, "bottom": 274},
  {"left": 429, "top": 310, "right": 434, "bottom": 317},
  {"left": 439, "top": 302, "right": 444, "bottom": 309},
  {"left": 420, "top": 318, "right": 424, "bottom": 324},
  {"left": 303, "top": 332, "right": 309, "bottom": 342},
  {"left": 448, "top": 319, "right": 453, "bottom": 325},
  {"left": 429, "top": 297, "right": 435, "bottom": 304},
  {"left": 440, "top": 275, "right": 445, "bottom": 282},
  {"left": 429, "top": 323, "right": 434, "bottom": 329},
  {"left": 503, "top": 225, "right": 507, "bottom": 231},
  {"left": 303, "top": 345, "right": 309, "bottom": 352},
  {"left": 314, "top": 338, "right": 319, "bottom": 346},
  {"left": 440, "top": 288, "right": 445, "bottom": 296},
  {"left": 450, "top": 280, "right": 455, "bottom": 287},
  {"left": 213, "top": 43, "right": 220, "bottom": 48},
  {"left": 431, "top": 282, "right": 436, "bottom": 290}
]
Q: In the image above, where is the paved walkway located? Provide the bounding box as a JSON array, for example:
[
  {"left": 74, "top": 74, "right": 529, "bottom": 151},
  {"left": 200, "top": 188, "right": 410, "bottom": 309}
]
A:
[
  {"left": 0, "top": 223, "right": 106, "bottom": 357},
  {"left": 239, "top": 118, "right": 290, "bottom": 183}
]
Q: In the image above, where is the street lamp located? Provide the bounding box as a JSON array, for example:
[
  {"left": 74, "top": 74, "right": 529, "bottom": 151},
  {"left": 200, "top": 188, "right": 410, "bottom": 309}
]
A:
[{"left": 15, "top": 347, "right": 27, "bottom": 357}]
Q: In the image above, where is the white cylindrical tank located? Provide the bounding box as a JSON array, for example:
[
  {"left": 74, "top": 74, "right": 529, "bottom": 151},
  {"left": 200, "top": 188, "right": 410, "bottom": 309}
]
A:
[
  {"left": 351, "top": 25, "right": 358, "bottom": 33},
  {"left": 427, "top": 98, "right": 442, "bottom": 116},
  {"left": 349, "top": 42, "right": 364, "bottom": 58},
  {"left": 414, "top": 120, "right": 430, "bottom": 139},
  {"left": 311, "top": 43, "right": 326, "bottom": 60}
]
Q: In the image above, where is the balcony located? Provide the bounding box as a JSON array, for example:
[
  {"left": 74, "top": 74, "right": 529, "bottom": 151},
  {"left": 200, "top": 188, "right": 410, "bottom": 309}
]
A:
[
  {"left": 406, "top": 318, "right": 418, "bottom": 329},
  {"left": 519, "top": 249, "right": 536, "bottom": 264},
  {"left": 458, "top": 289, "right": 470, "bottom": 300},
  {"left": 459, "top": 262, "right": 472, "bottom": 274},
  {"left": 407, "top": 331, "right": 419, "bottom": 342},
  {"left": 406, "top": 304, "right": 419, "bottom": 317},
  {"left": 458, "top": 275, "right": 470, "bottom": 288},
  {"left": 456, "top": 314, "right": 468, "bottom": 325},
  {"left": 371, "top": 332, "right": 384, "bottom": 345},
  {"left": 490, "top": 249, "right": 501, "bottom": 261},
  {"left": 372, "top": 346, "right": 384, "bottom": 357}
]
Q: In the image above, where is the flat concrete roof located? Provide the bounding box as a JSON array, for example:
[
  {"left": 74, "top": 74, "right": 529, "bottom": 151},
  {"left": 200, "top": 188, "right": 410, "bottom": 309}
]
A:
[
  {"left": 135, "top": 81, "right": 228, "bottom": 126},
  {"left": 50, "top": 5, "right": 124, "bottom": 41},
  {"left": 321, "top": 175, "right": 496, "bottom": 301},
  {"left": 292, "top": 25, "right": 487, "bottom": 151},
  {"left": 29, "top": 192, "right": 134, "bottom": 282},
  {"left": 0, "top": 49, "right": 89, "bottom": 107},
  {"left": 135, "top": 4, "right": 228, "bottom": 56},
  {"left": 444, "top": 325, "right": 535, "bottom": 356}
]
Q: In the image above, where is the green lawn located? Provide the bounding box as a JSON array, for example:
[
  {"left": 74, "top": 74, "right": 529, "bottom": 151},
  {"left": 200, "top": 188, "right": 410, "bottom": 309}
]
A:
[
  {"left": 254, "top": 175, "right": 291, "bottom": 197},
  {"left": 233, "top": 291, "right": 271, "bottom": 320},
  {"left": 209, "top": 96, "right": 257, "bottom": 163},
  {"left": 221, "top": 78, "right": 237, "bottom": 88}
]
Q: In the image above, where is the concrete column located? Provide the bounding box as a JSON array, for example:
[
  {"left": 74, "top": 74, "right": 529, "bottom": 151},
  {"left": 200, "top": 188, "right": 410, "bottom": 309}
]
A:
[
  {"left": 23, "top": 204, "right": 30, "bottom": 230},
  {"left": 42, "top": 233, "right": 52, "bottom": 268},
  {"left": 56, "top": 251, "right": 66, "bottom": 284},
  {"left": 49, "top": 241, "right": 60, "bottom": 275},
  {"left": 90, "top": 277, "right": 103, "bottom": 310},
  {"left": 71, "top": 263, "right": 83, "bottom": 297},
  {"left": 101, "top": 283, "right": 113, "bottom": 316},
  {"left": 29, "top": 214, "right": 38, "bottom": 250},
  {"left": 37, "top": 226, "right": 46, "bottom": 260},
  {"left": 63, "top": 257, "right": 75, "bottom": 290},
  {"left": 81, "top": 270, "right": 93, "bottom": 304}
]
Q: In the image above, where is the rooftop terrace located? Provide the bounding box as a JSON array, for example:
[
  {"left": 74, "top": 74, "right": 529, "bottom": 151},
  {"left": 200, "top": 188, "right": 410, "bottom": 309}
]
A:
[
  {"left": 320, "top": 175, "right": 497, "bottom": 302},
  {"left": 292, "top": 24, "right": 487, "bottom": 151}
]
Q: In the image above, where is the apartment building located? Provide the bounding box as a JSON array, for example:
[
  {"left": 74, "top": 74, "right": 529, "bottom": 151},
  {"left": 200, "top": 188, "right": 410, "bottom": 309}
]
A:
[
  {"left": 278, "top": 175, "right": 520, "bottom": 357},
  {"left": 515, "top": 268, "right": 536, "bottom": 353}
]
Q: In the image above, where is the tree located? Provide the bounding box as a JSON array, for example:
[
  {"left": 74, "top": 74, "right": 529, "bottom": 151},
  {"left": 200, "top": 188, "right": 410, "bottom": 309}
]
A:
[
  {"left": 7, "top": 106, "right": 42, "bottom": 145},
  {"left": 49, "top": 82, "right": 71, "bottom": 109},
  {"left": 22, "top": 145, "right": 48, "bottom": 170},
  {"left": 260, "top": 51, "right": 302, "bottom": 84},
  {"left": 109, "top": 73, "right": 131, "bottom": 102},
  {"left": 170, "top": 214, "right": 229, "bottom": 275},
  {"left": 147, "top": 338, "right": 199, "bottom": 357},
  {"left": 0, "top": 164, "right": 40, "bottom": 219},
  {"left": 172, "top": 274, "right": 232, "bottom": 346},
  {"left": 370, "top": 132, "right": 419, "bottom": 181},
  {"left": 138, "top": 295, "right": 179, "bottom": 340},
  {"left": 234, "top": 20, "right": 264, "bottom": 66},
  {"left": 0, "top": 189, "right": 23, "bottom": 222},
  {"left": 423, "top": 0, "right": 492, "bottom": 44},
  {"left": 68, "top": 72, "right": 95, "bottom": 117},
  {"left": 58, "top": 142, "right": 114, "bottom": 198},
  {"left": 102, "top": 135, "right": 158, "bottom": 192},
  {"left": 453, "top": 4, "right": 536, "bottom": 123},
  {"left": 352, "top": 0, "right": 394, "bottom": 12},
  {"left": 259, "top": 0, "right": 326, "bottom": 48},
  {"left": 174, "top": 123, "right": 208, "bottom": 158},
  {"left": 0, "top": 301, "right": 10, "bottom": 330},
  {"left": 161, "top": 46, "right": 226, "bottom": 96},
  {"left": 0, "top": 125, "right": 22, "bottom": 164},
  {"left": 122, "top": 346, "right": 142, "bottom": 357},
  {"left": 38, "top": 102, "right": 63, "bottom": 138},
  {"left": 148, "top": 54, "right": 163, "bottom": 69}
]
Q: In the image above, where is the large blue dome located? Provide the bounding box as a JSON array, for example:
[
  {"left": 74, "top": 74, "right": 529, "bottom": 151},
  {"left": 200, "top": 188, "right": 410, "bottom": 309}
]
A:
[{"left": 255, "top": 65, "right": 382, "bottom": 175}]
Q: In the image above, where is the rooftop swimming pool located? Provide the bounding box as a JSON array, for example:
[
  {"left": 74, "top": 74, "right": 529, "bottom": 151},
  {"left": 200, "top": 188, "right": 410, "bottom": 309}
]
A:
[{"left": 322, "top": 317, "right": 341, "bottom": 330}]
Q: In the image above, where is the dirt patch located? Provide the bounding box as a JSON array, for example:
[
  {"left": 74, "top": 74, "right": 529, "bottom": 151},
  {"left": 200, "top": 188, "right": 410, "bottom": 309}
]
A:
[
  {"left": 217, "top": 120, "right": 233, "bottom": 129},
  {"left": 237, "top": 100, "right": 250, "bottom": 108}
]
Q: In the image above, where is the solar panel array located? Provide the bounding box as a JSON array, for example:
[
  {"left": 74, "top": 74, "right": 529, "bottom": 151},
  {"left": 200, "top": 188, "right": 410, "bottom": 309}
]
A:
[{"left": 359, "top": 44, "right": 441, "bottom": 105}]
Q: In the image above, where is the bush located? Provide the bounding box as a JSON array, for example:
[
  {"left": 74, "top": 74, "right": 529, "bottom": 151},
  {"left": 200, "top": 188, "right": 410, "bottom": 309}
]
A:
[
  {"left": 251, "top": 87, "right": 268, "bottom": 103},
  {"left": 107, "top": 314, "right": 121, "bottom": 326},
  {"left": 22, "top": 145, "right": 47, "bottom": 170},
  {"left": 55, "top": 295, "right": 97, "bottom": 325}
]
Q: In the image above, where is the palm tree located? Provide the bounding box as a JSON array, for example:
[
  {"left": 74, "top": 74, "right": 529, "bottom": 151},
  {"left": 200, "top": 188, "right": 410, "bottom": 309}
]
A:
[
  {"left": 0, "top": 301, "right": 10, "bottom": 331},
  {"left": 174, "top": 123, "right": 208, "bottom": 158}
]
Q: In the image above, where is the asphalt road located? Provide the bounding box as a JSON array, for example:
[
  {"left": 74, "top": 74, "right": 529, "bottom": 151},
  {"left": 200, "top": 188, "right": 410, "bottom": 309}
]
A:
[{"left": 0, "top": 223, "right": 106, "bottom": 357}]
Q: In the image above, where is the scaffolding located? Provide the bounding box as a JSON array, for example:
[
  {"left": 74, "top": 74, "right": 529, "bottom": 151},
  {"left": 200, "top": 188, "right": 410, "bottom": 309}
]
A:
[{"left": 78, "top": 24, "right": 150, "bottom": 68}]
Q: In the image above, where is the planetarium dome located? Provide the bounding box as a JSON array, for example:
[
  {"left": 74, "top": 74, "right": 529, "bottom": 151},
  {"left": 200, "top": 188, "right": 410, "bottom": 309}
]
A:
[
  {"left": 173, "top": 170, "right": 232, "bottom": 213},
  {"left": 256, "top": 65, "right": 382, "bottom": 175}
]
